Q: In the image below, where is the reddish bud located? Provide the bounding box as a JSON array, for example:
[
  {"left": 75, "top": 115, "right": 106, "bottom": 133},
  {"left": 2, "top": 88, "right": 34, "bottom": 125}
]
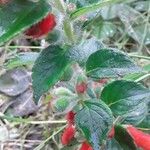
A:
[
  {"left": 61, "top": 125, "right": 75, "bottom": 145},
  {"left": 25, "top": 13, "right": 56, "bottom": 38},
  {"left": 98, "top": 79, "right": 108, "bottom": 84},
  {"left": 76, "top": 82, "right": 87, "bottom": 94},
  {"left": 76, "top": 74, "right": 87, "bottom": 94},
  {"left": 66, "top": 111, "right": 76, "bottom": 125},
  {"left": 127, "top": 125, "right": 150, "bottom": 150},
  {"left": 0, "top": 0, "right": 9, "bottom": 4},
  {"left": 80, "top": 141, "right": 93, "bottom": 150},
  {"left": 108, "top": 126, "right": 115, "bottom": 139}
]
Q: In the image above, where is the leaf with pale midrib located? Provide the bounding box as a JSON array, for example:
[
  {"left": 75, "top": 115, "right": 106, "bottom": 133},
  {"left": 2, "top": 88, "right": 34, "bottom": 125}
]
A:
[
  {"left": 86, "top": 49, "right": 141, "bottom": 79},
  {"left": 101, "top": 80, "right": 150, "bottom": 125},
  {"left": 32, "top": 45, "right": 70, "bottom": 104},
  {"left": 76, "top": 100, "right": 113, "bottom": 150}
]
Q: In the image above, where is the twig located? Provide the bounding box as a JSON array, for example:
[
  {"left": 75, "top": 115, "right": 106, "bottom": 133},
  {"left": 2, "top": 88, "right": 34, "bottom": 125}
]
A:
[{"left": 33, "top": 125, "right": 66, "bottom": 150}]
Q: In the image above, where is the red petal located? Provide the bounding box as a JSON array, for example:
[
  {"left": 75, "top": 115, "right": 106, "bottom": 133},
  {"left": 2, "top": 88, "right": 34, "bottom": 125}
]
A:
[
  {"left": 127, "top": 125, "right": 150, "bottom": 150},
  {"left": 66, "top": 111, "right": 76, "bottom": 125},
  {"left": 25, "top": 13, "right": 56, "bottom": 38},
  {"left": 108, "top": 126, "right": 115, "bottom": 139},
  {"left": 80, "top": 141, "right": 93, "bottom": 150},
  {"left": 61, "top": 125, "right": 76, "bottom": 145}
]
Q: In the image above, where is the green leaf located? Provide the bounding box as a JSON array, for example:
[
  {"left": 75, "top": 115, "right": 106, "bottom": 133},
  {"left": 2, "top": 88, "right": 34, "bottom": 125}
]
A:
[
  {"left": 68, "top": 38, "right": 104, "bottom": 66},
  {"left": 5, "top": 52, "right": 39, "bottom": 69},
  {"left": 75, "top": 100, "right": 113, "bottom": 150},
  {"left": 32, "top": 45, "right": 70, "bottom": 104},
  {"left": 70, "top": 0, "right": 124, "bottom": 20},
  {"left": 101, "top": 80, "right": 150, "bottom": 125},
  {"left": 0, "top": 0, "right": 51, "bottom": 45},
  {"left": 93, "top": 21, "right": 117, "bottom": 40},
  {"left": 54, "top": 97, "right": 70, "bottom": 112},
  {"left": 138, "top": 103, "right": 150, "bottom": 128},
  {"left": 84, "top": 17, "right": 117, "bottom": 40},
  {"left": 60, "top": 66, "right": 73, "bottom": 81},
  {"left": 114, "top": 125, "right": 137, "bottom": 150},
  {"left": 86, "top": 49, "right": 141, "bottom": 79},
  {"left": 105, "top": 138, "right": 123, "bottom": 150},
  {"left": 138, "top": 113, "right": 150, "bottom": 129}
]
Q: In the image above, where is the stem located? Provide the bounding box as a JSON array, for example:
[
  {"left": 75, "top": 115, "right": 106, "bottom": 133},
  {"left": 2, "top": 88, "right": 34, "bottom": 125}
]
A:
[
  {"left": 128, "top": 54, "right": 150, "bottom": 60},
  {"left": 135, "top": 73, "right": 150, "bottom": 82},
  {"left": 33, "top": 125, "right": 66, "bottom": 150},
  {"left": 28, "top": 120, "right": 67, "bottom": 125},
  {"left": 113, "top": 116, "right": 122, "bottom": 124},
  {"left": 54, "top": 0, "right": 66, "bottom": 13},
  {"left": 0, "top": 113, "right": 66, "bottom": 125},
  {"left": 54, "top": 0, "right": 75, "bottom": 44},
  {"left": 70, "top": 0, "right": 126, "bottom": 20},
  {"left": 0, "top": 45, "right": 43, "bottom": 49},
  {"left": 63, "top": 18, "right": 75, "bottom": 43},
  {"left": 137, "top": 127, "right": 150, "bottom": 131}
]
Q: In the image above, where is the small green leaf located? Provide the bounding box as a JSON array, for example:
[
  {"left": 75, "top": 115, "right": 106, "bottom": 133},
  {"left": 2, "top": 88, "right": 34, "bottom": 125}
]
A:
[
  {"left": 54, "top": 97, "right": 70, "bottom": 112},
  {"left": 94, "top": 22, "right": 117, "bottom": 39},
  {"left": 0, "top": 0, "right": 51, "bottom": 45},
  {"left": 86, "top": 49, "right": 141, "bottom": 79},
  {"left": 85, "top": 19, "right": 117, "bottom": 40},
  {"left": 114, "top": 125, "right": 137, "bottom": 150},
  {"left": 70, "top": 0, "right": 124, "bottom": 20},
  {"left": 5, "top": 52, "right": 39, "bottom": 69},
  {"left": 76, "top": 100, "right": 113, "bottom": 150},
  {"left": 32, "top": 45, "right": 70, "bottom": 104},
  {"left": 101, "top": 80, "right": 150, "bottom": 125}
]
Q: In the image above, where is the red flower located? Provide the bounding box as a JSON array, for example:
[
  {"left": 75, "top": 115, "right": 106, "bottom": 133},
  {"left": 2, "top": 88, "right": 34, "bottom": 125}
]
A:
[
  {"left": 61, "top": 125, "right": 75, "bottom": 145},
  {"left": 76, "top": 82, "right": 87, "bottom": 94},
  {"left": 66, "top": 111, "right": 76, "bottom": 125},
  {"left": 108, "top": 126, "right": 115, "bottom": 139},
  {"left": 80, "top": 141, "right": 93, "bottom": 150},
  {"left": 127, "top": 125, "right": 150, "bottom": 150},
  {"left": 25, "top": 13, "right": 56, "bottom": 38}
]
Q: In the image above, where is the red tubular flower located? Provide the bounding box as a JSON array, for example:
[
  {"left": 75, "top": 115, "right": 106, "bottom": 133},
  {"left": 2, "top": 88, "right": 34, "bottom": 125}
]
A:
[
  {"left": 80, "top": 141, "right": 93, "bottom": 150},
  {"left": 25, "top": 13, "right": 56, "bottom": 38},
  {"left": 61, "top": 125, "right": 75, "bottom": 145},
  {"left": 127, "top": 125, "right": 150, "bottom": 150},
  {"left": 66, "top": 111, "right": 76, "bottom": 125},
  {"left": 108, "top": 126, "right": 115, "bottom": 139}
]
